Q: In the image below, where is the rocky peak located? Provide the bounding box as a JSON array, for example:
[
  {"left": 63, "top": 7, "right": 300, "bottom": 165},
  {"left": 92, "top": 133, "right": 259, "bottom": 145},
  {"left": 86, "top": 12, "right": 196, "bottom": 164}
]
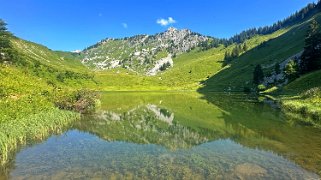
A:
[
  {"left": 80, "top": 28, "right": 212, "bottom": 74},
  {"left": 167, "top": 27, "right": 178, "bottom": 32}
]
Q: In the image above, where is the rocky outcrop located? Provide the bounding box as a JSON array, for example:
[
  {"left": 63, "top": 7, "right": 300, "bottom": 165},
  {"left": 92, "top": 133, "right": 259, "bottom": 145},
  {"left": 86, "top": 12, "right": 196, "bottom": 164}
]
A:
[
  {"left": 262, "top": 51, "right": 303, "bottom": 87},
  {"left": 80, "top": 27, "right": 211, "bottom": 74}
]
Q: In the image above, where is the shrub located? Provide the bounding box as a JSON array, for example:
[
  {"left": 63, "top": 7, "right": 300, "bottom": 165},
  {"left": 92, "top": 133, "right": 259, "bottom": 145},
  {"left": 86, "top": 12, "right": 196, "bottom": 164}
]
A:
[
  {"left": 284, "top": 59, "right": 299, "bottom": 80},
  {"left": 301, "top": 87, "right": 321, "bottom": 99},
  {"left": 54, "top": 90, "right": 98, "bottom": 114},
  {"left": 159, "top": 62, "right": 171, "bottom": 71},
  {"left": 257, "top": 84, "right": 266, "bottom": 91}
]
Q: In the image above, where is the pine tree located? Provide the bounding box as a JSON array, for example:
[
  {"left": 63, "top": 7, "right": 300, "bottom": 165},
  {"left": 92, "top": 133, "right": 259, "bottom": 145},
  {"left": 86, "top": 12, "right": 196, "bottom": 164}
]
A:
[
  {"left": 0, "top": 19, "right": 8, "bottom": 32},
  {"left": 0, "top": 19, "right": 12, "bottom": 62},
  {"left": 0, "top": 19, "right": 17, "bottom": 63},
  {"left": 0, "top": 19, "right": 11, "bottom": 49},
  {"left": 300, "top": 19, "right": 321, "bottom": 73},
  {"left": 253, "top": 64, "right": 264, "bottom": 84}
]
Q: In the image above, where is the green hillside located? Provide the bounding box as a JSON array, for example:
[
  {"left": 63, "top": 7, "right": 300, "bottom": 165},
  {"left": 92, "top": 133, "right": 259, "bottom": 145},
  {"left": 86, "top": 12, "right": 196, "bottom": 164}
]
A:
[
  {"left": 11, "top": 37, "right": 88, "bottom": 72},
  {"left": 199, "top": 13, "right": 321, "bottom": 92},
  {"left": 0, "top": 35, "right": 97, "bottom": 165},
  {"left": 283, "top": 69, "right": 321, "bottom": 94}
]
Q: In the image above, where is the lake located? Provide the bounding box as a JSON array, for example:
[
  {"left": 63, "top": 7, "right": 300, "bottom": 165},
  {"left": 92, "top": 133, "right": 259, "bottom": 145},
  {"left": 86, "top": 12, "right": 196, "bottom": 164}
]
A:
[{"left": 2, "top": 92, "right": 321, "bottom": 179}]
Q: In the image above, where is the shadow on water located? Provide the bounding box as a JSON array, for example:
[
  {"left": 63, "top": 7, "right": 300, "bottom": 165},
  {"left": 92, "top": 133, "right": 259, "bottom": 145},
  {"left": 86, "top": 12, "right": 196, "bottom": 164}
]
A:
[
  {"left": 2, "top": 92, "right": 321, "bottom": 179},
  {"left": 199, "top": 92, "right": 321, "bottom": 174}
]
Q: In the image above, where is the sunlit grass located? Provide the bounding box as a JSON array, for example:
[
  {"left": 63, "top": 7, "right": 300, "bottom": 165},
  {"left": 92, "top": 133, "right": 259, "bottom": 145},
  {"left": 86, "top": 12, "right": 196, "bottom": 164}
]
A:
[
  {"left": 0, "top": 108, "right": 79, "bottom": 166},
  {"left": 280, "top": 88, "right": 321, "bottom": 127}
]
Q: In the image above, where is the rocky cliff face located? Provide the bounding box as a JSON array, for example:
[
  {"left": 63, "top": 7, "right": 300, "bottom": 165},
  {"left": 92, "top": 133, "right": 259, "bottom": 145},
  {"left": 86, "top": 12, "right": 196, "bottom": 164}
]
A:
[{"left": 80, "top": 27, "right": 211, "bottom": 75}]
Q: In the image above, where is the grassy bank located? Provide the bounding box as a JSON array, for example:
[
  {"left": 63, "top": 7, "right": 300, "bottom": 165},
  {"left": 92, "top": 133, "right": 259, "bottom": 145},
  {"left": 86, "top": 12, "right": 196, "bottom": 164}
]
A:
[
  {"left": 0, "top": 65, "right": 93, "bottom": 169},
  {"left": 280, "top": 88, "right": 321, "bottom": 127},
  {"left": 0, "top": 108, "right": 79, "bottom": 168},
  {"left": 271, "top": 69, "right": 321, "bottom": 127},
  {"left": 0, "top": 52, "right": 97, "bottom": 168}
]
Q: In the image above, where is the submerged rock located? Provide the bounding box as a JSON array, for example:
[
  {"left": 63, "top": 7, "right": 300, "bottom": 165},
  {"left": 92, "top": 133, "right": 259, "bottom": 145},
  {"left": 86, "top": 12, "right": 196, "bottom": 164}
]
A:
[{"left": 233, "top": 163, "right": 267, "bottom": 179}]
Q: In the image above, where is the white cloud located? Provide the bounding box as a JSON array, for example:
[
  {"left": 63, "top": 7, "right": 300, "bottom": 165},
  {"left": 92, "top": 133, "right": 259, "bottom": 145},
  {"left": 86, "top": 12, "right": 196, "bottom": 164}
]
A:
[
  {"left": 122, "top": 23, "right": 128, "bottom": 29},
  {"left": 156, "top": 17, "right": 176, "bottom": 26}
]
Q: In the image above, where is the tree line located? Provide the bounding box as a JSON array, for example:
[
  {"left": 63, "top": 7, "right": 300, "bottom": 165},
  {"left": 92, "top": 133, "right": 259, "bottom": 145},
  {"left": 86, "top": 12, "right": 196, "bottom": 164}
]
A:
[
  {"left": 227, "top": 0, "right": 321, "bottom": 45},
  {"left": 224, "top": 43, "right": 248, "bottom": 62},
  {"left": 200, "top": 1, "right": 321, "bottom": 53}
]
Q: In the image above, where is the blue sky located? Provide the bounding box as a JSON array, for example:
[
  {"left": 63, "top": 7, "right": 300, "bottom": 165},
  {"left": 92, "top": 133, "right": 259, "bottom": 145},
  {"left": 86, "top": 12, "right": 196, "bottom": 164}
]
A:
[{"left": 0, "top": 0, "right": 317, "bottom": 51}]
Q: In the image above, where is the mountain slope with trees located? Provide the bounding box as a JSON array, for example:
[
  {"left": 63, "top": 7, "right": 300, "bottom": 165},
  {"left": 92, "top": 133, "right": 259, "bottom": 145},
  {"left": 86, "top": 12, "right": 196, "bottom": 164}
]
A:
[{"left": 199, "top": 12, "right": 321, "bottom": 92}]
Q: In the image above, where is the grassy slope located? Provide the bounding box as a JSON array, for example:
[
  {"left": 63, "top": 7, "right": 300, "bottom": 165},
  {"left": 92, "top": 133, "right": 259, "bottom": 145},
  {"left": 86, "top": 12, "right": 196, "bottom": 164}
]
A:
[
  {"left": 96, "top": 30, "right": 286, "bottom": 91},
  {"left": 283, "top": 70, "right": 321, "bottom": 94},
  {"left": 0, "top": 37, "right": 95, "bottom": 166},
  {"left": 199, "top": 14, "right": 321, "bottom": 92},
  {"left": 11, "top": 38, "right": 88, "bottom": 72}
]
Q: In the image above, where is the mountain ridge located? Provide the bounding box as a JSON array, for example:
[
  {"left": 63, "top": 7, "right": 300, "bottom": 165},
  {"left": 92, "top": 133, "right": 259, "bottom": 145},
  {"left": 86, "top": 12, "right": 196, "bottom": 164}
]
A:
[{"left": 79, "top": 27, "right": 214, "bottom": 74}]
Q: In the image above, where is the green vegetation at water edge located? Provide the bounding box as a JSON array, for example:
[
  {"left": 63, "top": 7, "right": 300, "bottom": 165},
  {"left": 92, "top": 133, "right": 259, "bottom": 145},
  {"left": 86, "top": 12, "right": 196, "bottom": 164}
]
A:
[{"left": 0, "top": 21, "right": 99, "bottom": 168}]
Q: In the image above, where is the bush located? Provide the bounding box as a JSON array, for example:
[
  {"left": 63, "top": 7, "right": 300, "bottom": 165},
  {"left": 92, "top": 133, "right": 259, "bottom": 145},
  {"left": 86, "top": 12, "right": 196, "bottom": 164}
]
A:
[
  {"left": 301, "top": 87, "right": 321, "bottom": 99},
  {"left": 257, "top": 84, "right": 266, "bottom": 91},
  {"left": 159, "top": 62, "right": 171, "bottom": 71},
  {"left": 284, "top": 59, "right": 299, "bottom": 80},
  {"left": 54, "top": 90, "right": 98, "bottom": 114}
]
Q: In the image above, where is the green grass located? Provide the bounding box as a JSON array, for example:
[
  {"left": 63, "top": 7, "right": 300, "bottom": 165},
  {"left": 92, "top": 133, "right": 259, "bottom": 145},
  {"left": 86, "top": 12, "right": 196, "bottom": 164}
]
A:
[
  {"left": 283, "top": 70, "right": 321, "bottom": 94},
  {"left": 0, "top": 62, "right": 95, "bottom": 166},
  {"left": 279, "top": 77, "right": 321, "bottom": 127},
  {"left": 0, "top": 37, "right": 97, "bottom": 167},
  {"left": 0, "top": 108, "right": 79, "bottom": 166}
]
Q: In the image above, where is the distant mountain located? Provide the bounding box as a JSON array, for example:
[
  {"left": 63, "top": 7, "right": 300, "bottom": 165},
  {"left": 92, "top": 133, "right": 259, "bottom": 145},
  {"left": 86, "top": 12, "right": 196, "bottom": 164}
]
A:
[{"left": 79, "top": 27, "right": 212, "bottom": 75}]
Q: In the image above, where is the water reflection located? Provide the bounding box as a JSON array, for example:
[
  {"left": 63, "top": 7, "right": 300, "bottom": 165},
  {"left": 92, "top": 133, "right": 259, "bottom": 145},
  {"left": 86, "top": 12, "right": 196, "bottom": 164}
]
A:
[
  {"left": 4, "top": 92, "right": 321, "bottom": 179},
  {"left": 75, "top": 104, "right": 210, "bottom": 150}
]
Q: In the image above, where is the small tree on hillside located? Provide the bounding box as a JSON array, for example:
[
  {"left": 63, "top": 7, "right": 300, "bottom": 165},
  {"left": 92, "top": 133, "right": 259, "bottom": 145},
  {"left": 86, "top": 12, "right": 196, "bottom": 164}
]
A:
[
  {"left": 253, "top": 64, "right": 264, "bottom": 84},
  {"left": 0, "top": 19, "right": 13, "bottom": 62},
  {"left": 300, "top": 19, "right": 321, "bottom": 73},
  {"left": 285, "top": 60, "right": 299, "bottom": 80},
  {"left": 0, "top": 19, "right": 11, "bottom": 48}
]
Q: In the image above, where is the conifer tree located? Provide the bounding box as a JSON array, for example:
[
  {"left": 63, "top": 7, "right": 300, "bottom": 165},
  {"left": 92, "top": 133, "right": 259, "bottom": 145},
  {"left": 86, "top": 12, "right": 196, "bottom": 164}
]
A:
[
  {"left": 0, "top": 19, "right": 11, "bottom": 49},
  {"left": 300, "top": 19, "right": 321, "bottom": 73},
  {"left": 253, "top": 64, "right": 264, "bottom": 84}
]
